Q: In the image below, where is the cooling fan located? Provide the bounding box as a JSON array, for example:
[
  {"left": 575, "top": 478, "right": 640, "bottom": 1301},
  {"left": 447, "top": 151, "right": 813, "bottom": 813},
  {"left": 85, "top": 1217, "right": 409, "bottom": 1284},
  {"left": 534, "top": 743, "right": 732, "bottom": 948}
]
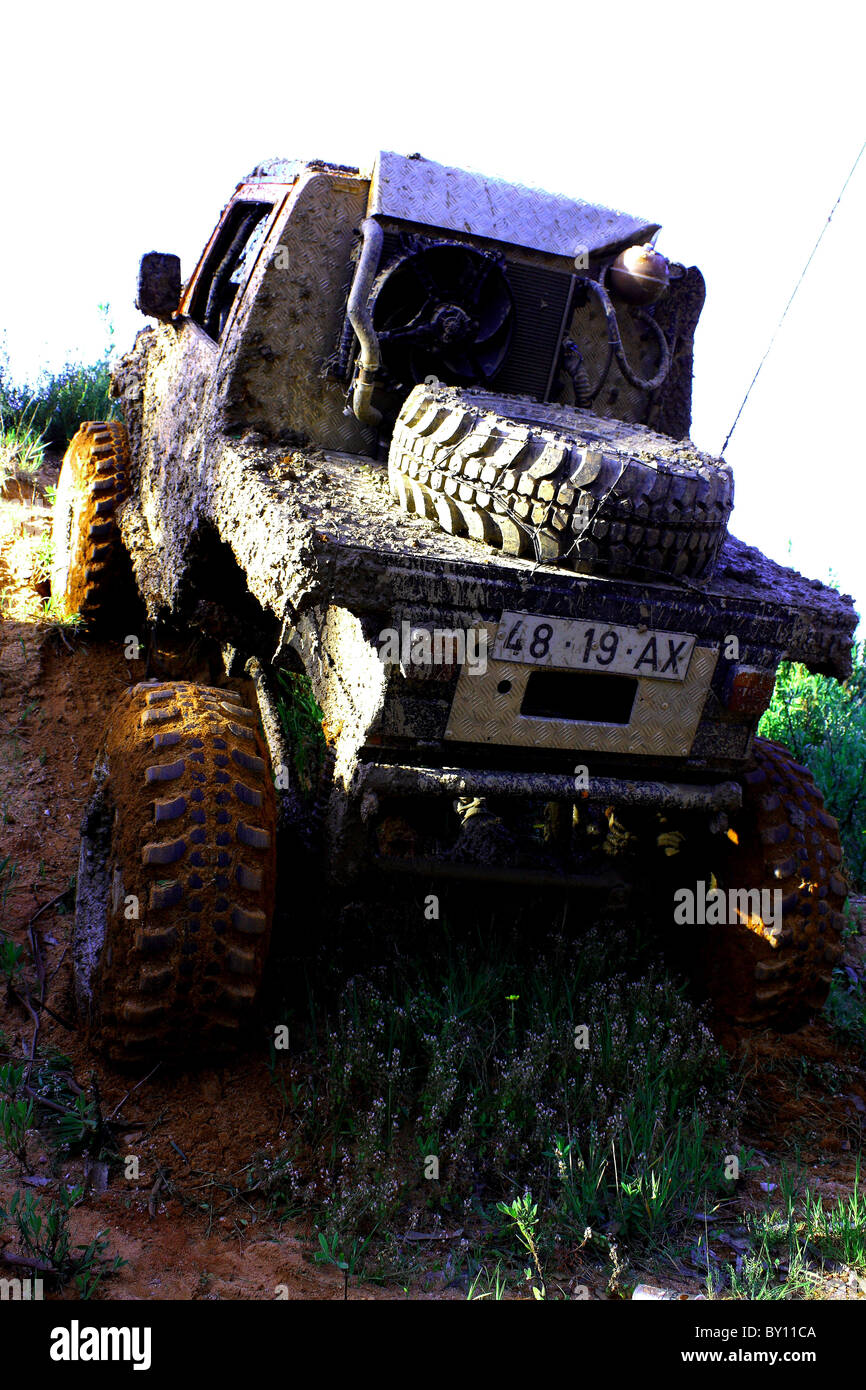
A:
[{"left": 370, "top": 242, "right": 515, "bottom": 388}]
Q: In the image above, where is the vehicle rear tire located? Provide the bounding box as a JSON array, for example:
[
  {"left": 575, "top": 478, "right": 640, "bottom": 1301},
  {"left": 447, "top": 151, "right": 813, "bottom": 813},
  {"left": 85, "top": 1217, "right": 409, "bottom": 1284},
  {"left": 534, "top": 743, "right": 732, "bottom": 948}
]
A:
[
  {"left": 51, "top": 421, "right": 130, "bottom": 623},
  {"left": 695, "top": 737, "right": 847, "bottom": 1029},
  {"left": 389, "top": 383, "right": 733, "bottom": 581},
  {"left": 74, "top": 680, "right": 277, "bottom": 1061}
]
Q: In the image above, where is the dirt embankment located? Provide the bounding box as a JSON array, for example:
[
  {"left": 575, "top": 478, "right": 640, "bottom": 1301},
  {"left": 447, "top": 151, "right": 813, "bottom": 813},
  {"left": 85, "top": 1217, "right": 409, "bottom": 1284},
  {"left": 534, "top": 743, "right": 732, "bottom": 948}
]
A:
[{"left": 0, "top": 483, "right": 358, "bottom": 1298}]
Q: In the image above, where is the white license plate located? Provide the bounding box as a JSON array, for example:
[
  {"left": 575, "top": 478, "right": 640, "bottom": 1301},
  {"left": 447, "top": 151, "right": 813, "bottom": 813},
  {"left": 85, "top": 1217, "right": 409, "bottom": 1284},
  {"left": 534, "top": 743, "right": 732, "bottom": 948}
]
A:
[{"left": 492, "top": 611, "right": 696, "bottom": 682}]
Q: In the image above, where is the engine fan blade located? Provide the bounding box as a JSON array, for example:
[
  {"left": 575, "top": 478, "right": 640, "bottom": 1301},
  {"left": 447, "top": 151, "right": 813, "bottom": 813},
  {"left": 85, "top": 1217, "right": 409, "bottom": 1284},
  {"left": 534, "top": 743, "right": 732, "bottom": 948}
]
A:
[
  {"left": 438, "top": 350, "right": 478, "bottom": 381},
  {"left": 404, "top": 256, "right": 444, "bottom": 299},
  {"left": 379, "top": 318, "right": 437, "bottom": 344},
  {"left": 474, "top": 295, "right": 513, "bottom": 343},
  {"left": 372, "top": 243, "right": 515, "bottom": 389}
]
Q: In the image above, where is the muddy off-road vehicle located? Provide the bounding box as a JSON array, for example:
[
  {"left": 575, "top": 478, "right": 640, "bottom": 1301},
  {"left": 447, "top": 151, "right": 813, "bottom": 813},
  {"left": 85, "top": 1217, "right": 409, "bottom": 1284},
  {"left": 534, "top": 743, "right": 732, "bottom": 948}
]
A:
[{"left": 52, "top": 152, "right": 858, "bottom": 1059}]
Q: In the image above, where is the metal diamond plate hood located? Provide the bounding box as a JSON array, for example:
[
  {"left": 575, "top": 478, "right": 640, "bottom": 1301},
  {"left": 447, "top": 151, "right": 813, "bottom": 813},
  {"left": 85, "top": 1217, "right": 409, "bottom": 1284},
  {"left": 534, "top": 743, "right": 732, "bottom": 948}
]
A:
[{"left": 368, "top": 151, "right": 660, "bottom": 259}]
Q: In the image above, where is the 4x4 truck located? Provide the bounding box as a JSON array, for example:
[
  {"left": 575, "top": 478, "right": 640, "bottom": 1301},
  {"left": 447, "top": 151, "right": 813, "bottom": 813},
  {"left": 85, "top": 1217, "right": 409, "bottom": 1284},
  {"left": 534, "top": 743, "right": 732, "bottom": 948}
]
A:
[{"left": 51, "top": 152, "right": 858, "bottom": 1060}]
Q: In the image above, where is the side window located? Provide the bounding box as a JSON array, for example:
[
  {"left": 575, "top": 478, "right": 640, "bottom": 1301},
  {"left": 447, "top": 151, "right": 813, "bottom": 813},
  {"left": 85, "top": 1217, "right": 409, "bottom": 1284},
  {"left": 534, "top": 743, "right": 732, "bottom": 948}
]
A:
[{"left": 189, "top": 201, "right": 273, "bottom": 341}]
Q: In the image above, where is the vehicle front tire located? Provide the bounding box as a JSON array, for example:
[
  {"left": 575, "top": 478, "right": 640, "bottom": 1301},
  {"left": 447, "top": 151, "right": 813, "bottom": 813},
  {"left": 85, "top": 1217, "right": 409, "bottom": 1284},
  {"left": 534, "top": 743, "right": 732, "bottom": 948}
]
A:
[
  {"left": 74, "top": 680, "right": 277, "bottom": 1061},
  {"left": 51, "top": 420, "right": 130, "bottom": 624}
]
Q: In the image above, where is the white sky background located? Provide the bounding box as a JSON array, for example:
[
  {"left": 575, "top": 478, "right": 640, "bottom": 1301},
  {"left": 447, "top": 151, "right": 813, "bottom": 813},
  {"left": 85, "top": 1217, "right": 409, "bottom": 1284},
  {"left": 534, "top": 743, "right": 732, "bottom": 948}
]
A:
[{"left": 2, "top": 0, "right": 864, "bottom": 627}]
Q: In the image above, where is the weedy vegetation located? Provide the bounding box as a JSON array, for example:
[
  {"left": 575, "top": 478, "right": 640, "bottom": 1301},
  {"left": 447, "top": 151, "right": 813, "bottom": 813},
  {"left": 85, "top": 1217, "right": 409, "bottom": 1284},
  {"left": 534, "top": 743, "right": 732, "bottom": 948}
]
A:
[
  {"left": 0, "top": 402, "right": 48, "bottom": 491},
  {"left": 274, "top": 668, "right": 328, "bottom": 794},
  {"left": 256, "top": 908, "right": 744, "bottom": 1296},
  {"left": 708, "top": 1160, "right": 866, "bottom": 1300},
  {"left": 0, "top": 1186, "right": 125, "bottom": 1297}
]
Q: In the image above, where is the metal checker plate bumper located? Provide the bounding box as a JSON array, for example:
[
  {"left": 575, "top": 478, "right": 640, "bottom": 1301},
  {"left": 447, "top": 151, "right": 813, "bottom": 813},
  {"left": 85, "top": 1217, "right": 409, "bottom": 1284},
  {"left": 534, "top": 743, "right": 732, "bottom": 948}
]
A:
[{"left": 444, "top": 622, "right": 719, "bottom": 759}]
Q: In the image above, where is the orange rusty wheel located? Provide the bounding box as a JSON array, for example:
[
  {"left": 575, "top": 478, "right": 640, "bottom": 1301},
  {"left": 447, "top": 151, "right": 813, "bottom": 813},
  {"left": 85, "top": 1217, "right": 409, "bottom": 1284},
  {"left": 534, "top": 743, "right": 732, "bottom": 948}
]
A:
[
  {"left": 697, "top": 737, "right": 847, "bottom": 1029},
  {"left": 74, "top": 681, "right": 278, "bottom": 1061},
  {"left": 51, "top": 420, "right": 130, "bottom": 623}
]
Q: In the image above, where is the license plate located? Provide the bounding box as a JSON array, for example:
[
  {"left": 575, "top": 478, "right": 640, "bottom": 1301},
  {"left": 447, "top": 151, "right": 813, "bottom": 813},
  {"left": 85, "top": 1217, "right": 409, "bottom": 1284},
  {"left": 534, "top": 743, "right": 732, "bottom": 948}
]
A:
[{"left": 491, "top": 611, "right": 696, "bottom": 682}]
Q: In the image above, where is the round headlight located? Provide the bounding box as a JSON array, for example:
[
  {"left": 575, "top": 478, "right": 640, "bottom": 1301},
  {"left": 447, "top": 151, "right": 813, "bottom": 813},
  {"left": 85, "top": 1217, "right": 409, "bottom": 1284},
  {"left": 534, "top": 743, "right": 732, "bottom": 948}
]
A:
[{"left": 609, "top": 244, "right": 670, "bottom": 305}]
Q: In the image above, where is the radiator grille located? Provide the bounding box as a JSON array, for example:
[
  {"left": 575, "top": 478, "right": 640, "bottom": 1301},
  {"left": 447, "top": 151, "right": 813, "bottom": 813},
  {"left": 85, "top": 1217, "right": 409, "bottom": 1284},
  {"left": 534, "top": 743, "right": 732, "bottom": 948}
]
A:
[
  {"left": 498, "top": 262, "right": 573, "bottom": 400},
  {"left": 374, "top": 231, "right": 573, "bottom": 401}
]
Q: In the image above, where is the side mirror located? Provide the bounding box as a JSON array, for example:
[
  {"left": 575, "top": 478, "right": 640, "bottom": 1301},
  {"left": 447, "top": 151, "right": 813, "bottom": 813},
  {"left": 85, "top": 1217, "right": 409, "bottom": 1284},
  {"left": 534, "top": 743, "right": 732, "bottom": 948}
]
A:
[{"left": 136, "top": 252, "right": 182, "bottom": 321}]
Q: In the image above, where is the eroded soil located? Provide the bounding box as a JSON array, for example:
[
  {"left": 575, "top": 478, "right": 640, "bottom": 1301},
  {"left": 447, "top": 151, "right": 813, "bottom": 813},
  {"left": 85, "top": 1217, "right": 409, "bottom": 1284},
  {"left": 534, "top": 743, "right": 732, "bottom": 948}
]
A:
[{"left": 1, "top": 481, "right": 865, "bottom": 1301}]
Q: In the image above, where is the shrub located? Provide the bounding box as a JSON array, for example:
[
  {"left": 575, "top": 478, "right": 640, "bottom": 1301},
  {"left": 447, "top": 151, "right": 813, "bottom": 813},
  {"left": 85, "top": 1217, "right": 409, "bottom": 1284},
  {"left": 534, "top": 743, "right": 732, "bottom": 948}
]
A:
[
  {"left": 0, "top": 306, "right": 118, "bottom": 458},
  {"left": 758, "top": 642, "right": 866, "bottom": 888},
  {"left": 25, "top": 360, "right": 116, "bottom": 452}
]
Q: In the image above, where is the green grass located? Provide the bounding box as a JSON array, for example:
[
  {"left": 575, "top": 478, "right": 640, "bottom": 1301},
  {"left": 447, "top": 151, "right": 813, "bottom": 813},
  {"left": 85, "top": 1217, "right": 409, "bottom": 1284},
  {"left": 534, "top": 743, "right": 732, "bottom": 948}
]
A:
[
  {"left": 40, "top": 594, "right": 83, "bottom": 631},
  {"left": 759, "top": 641, "right": 866, "bottom": 888},
  {"left": 0, "top": 402, "right": 48, "bottom": 489},
  {"left": 802, "top": 1164, "right": 866, "bottom": 1270},
  {"left": 23, "top": 1050, "right": 114, "bottom": 1160},
  {"left": 0, "top": 935, "right": 24, "bottom": 985},
  {"left": 467, "top": 1260, "right": 508, "bottom": 1299},
  {"left": 826, "top": 972, "right": 866, "bottom": 1049},
  {"left": 710, "top": 1161, "right": 866, "bottom": 1300}
]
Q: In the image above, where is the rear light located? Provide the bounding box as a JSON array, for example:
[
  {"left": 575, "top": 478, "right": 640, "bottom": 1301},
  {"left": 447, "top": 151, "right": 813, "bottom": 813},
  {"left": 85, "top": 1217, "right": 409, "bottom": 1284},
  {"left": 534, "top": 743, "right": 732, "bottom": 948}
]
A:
[{"left": 723, "top": 666, "right": 777, "bottom": 716}]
